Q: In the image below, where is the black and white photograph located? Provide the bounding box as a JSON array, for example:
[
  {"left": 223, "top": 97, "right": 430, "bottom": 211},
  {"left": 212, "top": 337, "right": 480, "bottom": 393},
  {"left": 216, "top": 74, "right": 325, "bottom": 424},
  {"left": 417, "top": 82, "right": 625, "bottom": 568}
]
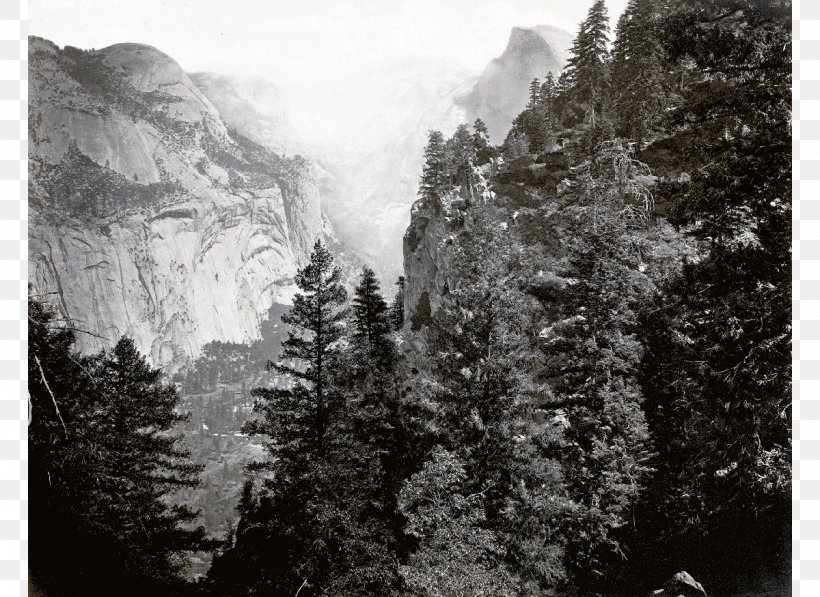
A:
[{"left": 25, "top": 1, "right": 792, "bottom": 595}]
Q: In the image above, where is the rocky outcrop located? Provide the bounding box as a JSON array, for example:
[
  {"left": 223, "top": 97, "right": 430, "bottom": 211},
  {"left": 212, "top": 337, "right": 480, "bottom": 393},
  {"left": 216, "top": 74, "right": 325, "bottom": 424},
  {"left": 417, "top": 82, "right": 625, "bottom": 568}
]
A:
[
  {"left": 402, "top": 199, "right": 453, "bottom": 327},
  {"left": 28, "top": 37, "right": 326, "bottom": 370},
  {"left": 651, "top": 571, "right": 707, "bottom": 597},
  {"left": 459, "top": 25, "right": 573, "bottom": 143},
  {"left": 402, "top": 168, "right": 495, "bottom": 325}
]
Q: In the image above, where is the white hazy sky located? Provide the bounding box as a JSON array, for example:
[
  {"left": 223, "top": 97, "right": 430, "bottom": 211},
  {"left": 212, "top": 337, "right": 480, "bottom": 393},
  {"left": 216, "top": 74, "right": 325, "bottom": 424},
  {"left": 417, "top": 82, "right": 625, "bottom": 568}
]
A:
[
  {"left": 30, "top": 0, "right": 627, "bottom": 85},
  {"left": 30, "top": 0, "right": 628, "bottom": 146}
]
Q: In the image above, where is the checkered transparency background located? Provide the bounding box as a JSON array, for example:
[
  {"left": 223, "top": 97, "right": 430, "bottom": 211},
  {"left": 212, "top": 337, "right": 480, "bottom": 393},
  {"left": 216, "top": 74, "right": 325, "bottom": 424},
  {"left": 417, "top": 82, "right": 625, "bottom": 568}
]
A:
[
  {"left": 0, "top": 0, "right": 25, "bottom": 595},
  {"left": 0, "top": 0, "right": 811, "bottom": 595}
]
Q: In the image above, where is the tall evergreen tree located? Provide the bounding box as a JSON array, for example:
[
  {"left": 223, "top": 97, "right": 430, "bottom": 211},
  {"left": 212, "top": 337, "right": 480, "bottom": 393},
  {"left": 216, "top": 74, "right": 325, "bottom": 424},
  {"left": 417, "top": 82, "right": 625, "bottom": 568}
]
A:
[
  {"left": 501, "top": 128, "right": 530, "bottom": 161},
  {"left": 472, "top": 118, "right": 496, "bottom": 166},
  {"left": 611, "top": 0, "right": 671, "bottom": 150},
  {"left": 527, "top": 77, "right": 542, "bottom": 107},
  {"left": 562, "top": 0, "right": 611, "bottom": 126},
  {"left": 351, "top": 267, "right": 393, "bottom": 370},
  {"left": 446, "top": 123, "right": 477, "bottom": 190},
  {"left": 210, "top": 243, "right": 401, "bottom": 596},
  {"left": 391, "top": 276, "right": 406, "bottom": 330},
  {"left": 346, "top": 268, "right": 405, "bottom": 514},
  {"left": 246, "top": 239, "right": 348, "bottom": 461},
  {"left": 401, "top": 208, "right": 569, "bottom": 592},
  {"left": 419, "top": 130, "right": 448, "bottom": 206},
  {"left": 29, "top": 297, "right": 210, "bottom": 597},
  {"left": 540, "top": 71, "right": 558, "bottom": 132},
  {"left": 634, "top": 2, "right": 791, "bottom": 590},
  {"left": 397, "top": 448, "right": 522, "bottom": 596}
]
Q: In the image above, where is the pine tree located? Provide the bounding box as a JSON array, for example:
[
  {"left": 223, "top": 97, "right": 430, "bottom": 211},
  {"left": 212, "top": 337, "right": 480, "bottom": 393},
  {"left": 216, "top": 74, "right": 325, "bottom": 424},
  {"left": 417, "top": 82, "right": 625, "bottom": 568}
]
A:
[
  {"left": 346, "top": 267, "right": 404, "bottom": 514},
  {"left": 502, "top": 128, "right": 530, "bottom": 161},
  {"left": 29, "top": 297, "right": 210, "bottom": 596},
  {"left": 351, "top": 267, "right": 393, "bottom": 367},
  {"left": 523, "top": 141, "right": 656, "bottom": 587},
  {"left": 93, "top": 337, "right": 212, "bottom": 583},
  {"left": 212, "top": 243, "right": 402, "bottom": 596},
  {"left": 542, "top": 234, "right": 652, "bottom": 585},
  {"left": 634, "top": 1, "right": 791, "bottom": 587},
  {"left": 419, "top": 130, "right": 448, "bottom": 204},
  {"left": 391, "top": 275, "right": 405, "bottom": 330},
  {"left": 611, "top": 0, "right": 671, "bottom": 150},
  {"left": 472, "top": 118, "right": 496, "bottom": 166},
  {"left": 563, "top": 0, "right": 611, "bottom": 126},
  {"left": 246, "top": 239, "right": 348, "bottom": 460},
  {"left": 401, "top": 208, "right": 569, "bottom": 591},
  {"left": 554, "top": 69, "right": 573, "bottom": 124},
  {"left": 527, "top": 77, "right": 542, "bottom": 107},
  {"left": 446, "top": 123, "right": 476, "bottom": 189},
  {"left": 540, "top": 72, "right": 558, "bottom": 132},
  {"left": 397, "top": 448, "right": 522, "bottom": 595}
]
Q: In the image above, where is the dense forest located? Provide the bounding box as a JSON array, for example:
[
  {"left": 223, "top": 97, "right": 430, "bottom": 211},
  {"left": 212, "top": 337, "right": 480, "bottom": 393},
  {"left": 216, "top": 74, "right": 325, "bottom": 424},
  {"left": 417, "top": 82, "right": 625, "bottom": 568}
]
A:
[{"left": 29, "top": 0, "right": 791, "bottom": 595}]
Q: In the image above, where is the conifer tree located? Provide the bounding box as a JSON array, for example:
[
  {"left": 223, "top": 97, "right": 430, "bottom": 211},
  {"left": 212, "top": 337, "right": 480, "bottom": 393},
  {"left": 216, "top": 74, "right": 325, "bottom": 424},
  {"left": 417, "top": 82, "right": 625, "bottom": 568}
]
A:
[
  {"left": 635, "top": 1, "right": 791, "bottom": 586},
  {"left": 212, "top": 243, "right": 401, "bottom": 596},
  {"left": 553, "top": 70, "right": 573, "bottom": 125},
  {"left": 351, "top": 267, "right": 393, "bottom": 367},
  {"left": 527, "top": 77, "right": 542, "bottom": 107},
  {"left": 29, "top": 297, "right": 210, "bottom": 597},
  {"left": 93, "top": 337, "right": 212, "bottom": 581},
  {"left": 419, "top": 130, "right": 448, "bottom": 204},
  {"left": 397, "top": 448, "right": 522, "bottom": 595},
  {"left": 502, "top": 128, "right": 530, "bottom": 161},
  {"left": 471, "top": 118, "right": 496, "bottom": 166},
  {"left": 351, "top": 267, "right": 394, "bottom": 386},
  {"left": 446, "top": 123, "right": 476, "bottom": 189},
  {"left": 346, "top": 268, "right": 404, "bottom": 503},
  {"left": 540, "top": 71, "right": 558, "bottom": 132},
  {"left": 391, "top": 275, "right": 406, "bottom": 330},
  {"left": 401, "top": 209, "right": 569, "bottom": 591},
  {"left": 563, "top": 0, "right": 611, "bottom": 126},
  {"left": 611, "top": 0, "right": 670, "bottom": 150},
  {"left": 246, "top": 239, "right": 347, "bottom": 460}
]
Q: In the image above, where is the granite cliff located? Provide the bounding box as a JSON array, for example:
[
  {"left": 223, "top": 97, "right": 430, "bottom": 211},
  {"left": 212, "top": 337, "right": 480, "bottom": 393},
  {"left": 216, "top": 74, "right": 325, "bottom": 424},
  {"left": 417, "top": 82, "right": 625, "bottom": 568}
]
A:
[{"left": 28, "top": 37, "right": 328, "bottom": 370}]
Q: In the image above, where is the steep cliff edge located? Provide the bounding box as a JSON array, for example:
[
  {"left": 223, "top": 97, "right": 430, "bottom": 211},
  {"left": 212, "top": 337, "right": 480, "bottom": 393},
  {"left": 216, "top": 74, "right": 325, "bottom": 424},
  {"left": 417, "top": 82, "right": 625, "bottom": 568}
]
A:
[
  {"left": 28, "top": 37, "right": 325, "bottom": 370},
  {"left": 402, "top": 166, "right": 496, "bottom": 325}
]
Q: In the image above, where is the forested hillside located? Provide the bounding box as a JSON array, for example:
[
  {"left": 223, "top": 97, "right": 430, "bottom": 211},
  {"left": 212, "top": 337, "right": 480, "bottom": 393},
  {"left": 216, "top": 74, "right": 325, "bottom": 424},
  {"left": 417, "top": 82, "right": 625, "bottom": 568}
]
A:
[{"left": 29, "top": 1, "right": 791, "bottom": 595}]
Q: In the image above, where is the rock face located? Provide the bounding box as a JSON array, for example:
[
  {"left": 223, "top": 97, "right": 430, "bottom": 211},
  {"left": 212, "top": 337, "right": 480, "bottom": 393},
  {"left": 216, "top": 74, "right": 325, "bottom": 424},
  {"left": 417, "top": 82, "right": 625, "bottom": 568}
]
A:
[
  {"left": 28, "top": 37, "right": 326, "bottom": 370},
  {"left": 402, "top": 200, "right": 453, "bottom": 327},
  {"left": 652, "top": 571, "right": 708, "bottom": 597},
  {"left": 459, "top": 25, "right": 573, "bottom": 143},
  {"left": 402, "top": 168, "right": 495, "bottom": 324}
]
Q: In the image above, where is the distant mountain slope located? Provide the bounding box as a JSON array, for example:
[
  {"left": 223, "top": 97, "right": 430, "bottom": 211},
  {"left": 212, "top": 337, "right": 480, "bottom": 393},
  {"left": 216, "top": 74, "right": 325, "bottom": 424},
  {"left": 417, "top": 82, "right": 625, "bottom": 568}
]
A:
[
  {"left": 190, "top": 73, "right": 306, "bottom": 158},
  {"left": 459, "top": 25, "right": 573, "bottom": 143},
  {"left": 28, "top": 37, "right": 328, "bottom": 370},
  {"left": 303, "top": 59, "right": 476, "bottom": 281},
  {"left": 295, "top": 26, "right": 572, "bottom": 279},
  {"left": 326, "top": 61, "right": 475, "bottom": 281}
]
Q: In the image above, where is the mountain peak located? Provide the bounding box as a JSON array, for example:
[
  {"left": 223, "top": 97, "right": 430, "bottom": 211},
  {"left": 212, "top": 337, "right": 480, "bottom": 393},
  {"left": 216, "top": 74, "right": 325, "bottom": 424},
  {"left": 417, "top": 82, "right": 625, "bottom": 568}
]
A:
[
  {"left": 28, "top": 38, "right": 327, "bottom": 369},
  {"left": 459, "top": 24, "right": 572, "bottom": 143}
]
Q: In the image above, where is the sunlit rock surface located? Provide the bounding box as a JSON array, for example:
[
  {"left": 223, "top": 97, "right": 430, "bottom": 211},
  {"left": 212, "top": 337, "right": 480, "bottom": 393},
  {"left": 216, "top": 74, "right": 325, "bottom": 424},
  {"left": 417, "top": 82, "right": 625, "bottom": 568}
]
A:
[{"left": 28, "top": 37, "right": 325, "bottom": 371}]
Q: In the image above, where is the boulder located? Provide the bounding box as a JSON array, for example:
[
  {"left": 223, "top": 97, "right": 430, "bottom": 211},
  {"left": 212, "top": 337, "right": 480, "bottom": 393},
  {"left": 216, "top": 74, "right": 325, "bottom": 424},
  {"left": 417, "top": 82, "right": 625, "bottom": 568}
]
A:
[{"left": 652, "top": 571, "right": 707, "bottom": 597}]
